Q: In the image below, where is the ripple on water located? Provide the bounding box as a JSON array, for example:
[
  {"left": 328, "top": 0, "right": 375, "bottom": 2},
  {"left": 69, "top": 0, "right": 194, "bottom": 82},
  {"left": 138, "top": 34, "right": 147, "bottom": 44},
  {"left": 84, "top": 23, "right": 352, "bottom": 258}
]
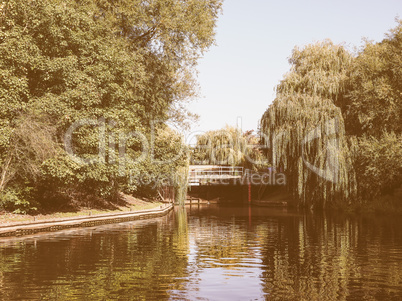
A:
[{"left": 0, "top": 206, "right": 402, "bottom": 300}]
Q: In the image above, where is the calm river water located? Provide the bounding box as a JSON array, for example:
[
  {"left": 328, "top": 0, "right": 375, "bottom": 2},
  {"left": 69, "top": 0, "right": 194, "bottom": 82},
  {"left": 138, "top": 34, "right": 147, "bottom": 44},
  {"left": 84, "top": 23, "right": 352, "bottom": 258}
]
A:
[{"left": 0, "top": 205, "right": 402, "bottom": 300}]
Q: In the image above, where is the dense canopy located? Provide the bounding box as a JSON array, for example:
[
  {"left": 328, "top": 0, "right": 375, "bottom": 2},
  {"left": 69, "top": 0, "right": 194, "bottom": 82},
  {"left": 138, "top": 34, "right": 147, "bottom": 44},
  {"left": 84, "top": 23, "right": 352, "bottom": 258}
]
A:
[
  {"left": 260, "top": 24, "right": 402, "bottom": 210},
  {"left": 0, "top": 0, "right": 223, "bottom": 211}
]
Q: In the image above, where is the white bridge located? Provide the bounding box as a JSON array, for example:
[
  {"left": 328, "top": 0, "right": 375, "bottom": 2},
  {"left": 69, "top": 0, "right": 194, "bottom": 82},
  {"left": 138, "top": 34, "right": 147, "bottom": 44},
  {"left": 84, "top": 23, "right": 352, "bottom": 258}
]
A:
[{"left": 188, "top": 165, "right": 245, "bottom": 186}]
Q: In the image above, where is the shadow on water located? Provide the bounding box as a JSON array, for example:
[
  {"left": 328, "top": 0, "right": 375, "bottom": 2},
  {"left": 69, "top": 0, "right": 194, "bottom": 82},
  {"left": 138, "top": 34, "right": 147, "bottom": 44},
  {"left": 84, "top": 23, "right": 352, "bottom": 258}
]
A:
[{"left": 0, "top": 204, "right": 401, "bottom": 300}]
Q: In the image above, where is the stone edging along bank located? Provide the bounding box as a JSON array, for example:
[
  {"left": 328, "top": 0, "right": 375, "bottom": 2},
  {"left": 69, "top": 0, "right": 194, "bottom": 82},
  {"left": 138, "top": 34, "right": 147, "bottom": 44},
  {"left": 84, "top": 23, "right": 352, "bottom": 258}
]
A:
[{"left": 0, "top": 204, "right": 174, "bottom": 238}]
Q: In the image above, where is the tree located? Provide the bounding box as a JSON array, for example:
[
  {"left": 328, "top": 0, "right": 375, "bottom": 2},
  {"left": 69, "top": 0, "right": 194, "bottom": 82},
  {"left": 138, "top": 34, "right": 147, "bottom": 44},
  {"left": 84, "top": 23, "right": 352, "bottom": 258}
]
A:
[
  {"left": 343, "top": 20, "right": 402, "bottom": 137},
  {"left": 350, "top": 132, "right": 402, "bottom": 203},
  {"left": 0, "top": 0, "right": 222, "bottom": 211},
  {"left": 191, "top": 126, "right": 268, "bottom": 170},
  {"left": 260, "top": 41, "right": 356, "bottom": 208},
  {"left": 343, "top": 21, "right": 402, "bottom": 205},
  {"left": 260, "top": 23, "right": 402, "bottom": 210}
]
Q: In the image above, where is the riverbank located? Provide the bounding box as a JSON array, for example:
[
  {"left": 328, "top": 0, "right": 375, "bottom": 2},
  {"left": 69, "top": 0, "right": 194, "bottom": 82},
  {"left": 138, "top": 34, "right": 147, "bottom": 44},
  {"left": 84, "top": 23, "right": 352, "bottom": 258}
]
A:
[
  {"left": 0, "top": 202, "right": 173, "bottom": 238},
  {"left": 0, "top": 193, "right": 162, "bottom": 226},
  {"left": 0, "top": 192, "right": 174, "bottom": 238}
]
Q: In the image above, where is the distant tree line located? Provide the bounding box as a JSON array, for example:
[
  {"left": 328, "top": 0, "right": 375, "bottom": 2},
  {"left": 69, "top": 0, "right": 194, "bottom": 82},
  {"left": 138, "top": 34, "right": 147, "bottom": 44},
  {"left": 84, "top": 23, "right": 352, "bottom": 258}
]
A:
[
  {"left": 190, "top": 126, "right": 269, "bottom": 171},
  {"left": 0, "top": 0, "right": 222, "bottom": 212},
  {"left": 260, "top": 21, "right": 402, "bottom": 212}
]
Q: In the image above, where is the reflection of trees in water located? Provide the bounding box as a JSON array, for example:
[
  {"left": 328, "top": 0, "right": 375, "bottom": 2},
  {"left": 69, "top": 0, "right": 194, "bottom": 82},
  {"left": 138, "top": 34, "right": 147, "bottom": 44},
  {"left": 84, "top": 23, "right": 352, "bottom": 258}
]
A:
[
  {"left": 189, "top": 216, "right": 258, "bottom": 269},
  {"left": 0, "top": 214, "right": 190, "bottom": 300},
  {"left": 1, "top": 208, "right": 402, "bottom": 300},
  {"left": 256, "top": 214, "right": 402, "bottom": 300},
  {"left": 173, "top": 207, "right": 189, "bottom": 257},
  {"left": 185, "top": 205, "right": 402, "bottom": 300}
]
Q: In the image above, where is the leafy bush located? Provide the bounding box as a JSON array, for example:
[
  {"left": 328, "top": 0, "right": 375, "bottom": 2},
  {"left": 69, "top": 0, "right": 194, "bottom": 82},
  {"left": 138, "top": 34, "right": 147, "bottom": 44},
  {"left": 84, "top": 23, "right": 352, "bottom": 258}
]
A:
[{"left": 351, "top": 132, "right": 402, "bottom": 202}]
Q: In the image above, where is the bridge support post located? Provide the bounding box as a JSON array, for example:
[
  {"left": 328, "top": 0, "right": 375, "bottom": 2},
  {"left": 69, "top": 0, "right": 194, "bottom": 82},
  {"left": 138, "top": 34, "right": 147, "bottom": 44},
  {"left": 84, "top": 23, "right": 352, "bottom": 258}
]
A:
[{"left": 248, "top": 182, "right": 251, "bottom": 203}]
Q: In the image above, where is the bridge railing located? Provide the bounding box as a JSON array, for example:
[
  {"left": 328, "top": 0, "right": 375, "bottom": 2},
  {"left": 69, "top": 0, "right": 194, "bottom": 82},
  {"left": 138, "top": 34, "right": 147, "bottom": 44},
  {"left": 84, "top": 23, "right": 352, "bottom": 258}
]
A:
[{"left": 188, "top": 166, "right": 244, "bottom": 184}]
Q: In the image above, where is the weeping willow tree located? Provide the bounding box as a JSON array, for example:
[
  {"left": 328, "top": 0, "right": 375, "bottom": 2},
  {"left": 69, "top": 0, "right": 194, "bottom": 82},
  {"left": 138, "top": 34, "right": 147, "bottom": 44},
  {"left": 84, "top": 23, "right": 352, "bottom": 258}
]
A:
[
  {"left": 191, "top": 126, "right": 268, "bottom": 170},
  {"left": 174, "top": 164, "right": 189, "bottom": 205},
  {"left": 260, "top": 41, "right": 357, "bottom": 208},
  {"left": 192, "top": 126, "right": 247, "bottom": 166}
]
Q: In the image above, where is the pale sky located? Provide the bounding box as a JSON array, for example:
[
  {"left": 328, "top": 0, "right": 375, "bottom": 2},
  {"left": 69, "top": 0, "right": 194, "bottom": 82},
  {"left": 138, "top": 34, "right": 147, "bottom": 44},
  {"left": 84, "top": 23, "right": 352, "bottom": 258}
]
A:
[{"left": 186, "top": 0, "right": 402, "bottom": 138}]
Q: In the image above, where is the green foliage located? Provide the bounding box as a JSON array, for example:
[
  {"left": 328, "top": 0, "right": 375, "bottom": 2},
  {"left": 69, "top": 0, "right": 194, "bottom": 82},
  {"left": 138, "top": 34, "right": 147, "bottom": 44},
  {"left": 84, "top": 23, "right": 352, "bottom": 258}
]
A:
[
  {"left": 261, "top": 94, "right": 356, "bottom": 207},
  {"left": 191, "top": 126, "right": 268, "bottom": 170},
  {"left": 343, "top": 21, "right": 402, "bottom": 208},
  {"left": 277, "top": 40, "right": 353, "bottom": 100},
  {"left": 174, "top": 164, "right": 189, "bottom": 205},
  {"left": 350, "top": 132, "right": 402, "bottom": 203},
  {"left": 261, "top": 42, "right": 356, "bottom": 208},
  {"left": 343, "top": 20, "right": 402, "bottom": 137},
  {"left": 0, "top": 0, "right": 222, "bottom": 211},
  {"left": 0, "top": 186, "right": 36, "bottom": 213},
  {"left": 126, "top": 126, "right": 189, "bottom": 198},
  {"left": 260, "top": 22, "right": 402, "bottom": 210}
]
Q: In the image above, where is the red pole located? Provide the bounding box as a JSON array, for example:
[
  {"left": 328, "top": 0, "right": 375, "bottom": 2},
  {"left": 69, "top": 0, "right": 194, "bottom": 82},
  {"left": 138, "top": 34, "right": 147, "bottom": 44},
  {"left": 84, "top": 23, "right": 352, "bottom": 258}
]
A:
[
  {"left": 248, "top": 178, "right": 251, "bottom": 203},
  {"left": 249, "top": 203, "right": 251, "bottom": 227},
  {"left": 248, "top": 173, "right": 252, "bottom": 226}
]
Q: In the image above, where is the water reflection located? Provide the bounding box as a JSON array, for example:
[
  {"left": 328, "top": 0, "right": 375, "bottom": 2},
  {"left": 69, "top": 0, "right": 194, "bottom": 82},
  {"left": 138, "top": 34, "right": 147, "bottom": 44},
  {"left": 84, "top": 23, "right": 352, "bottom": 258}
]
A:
[
  {"left": 0, "top": 205, "right": 401, "bottom": 300},
  {"left": 0, "top": 213, "right": 190, "bottom": 300}
]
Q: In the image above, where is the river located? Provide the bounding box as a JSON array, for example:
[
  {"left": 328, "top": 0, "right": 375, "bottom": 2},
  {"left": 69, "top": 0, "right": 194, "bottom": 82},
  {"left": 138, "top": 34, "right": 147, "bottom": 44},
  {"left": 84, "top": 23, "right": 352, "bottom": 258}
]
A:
[{"left": 0, "top": 205, "right": 401, "bottom": 300}]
